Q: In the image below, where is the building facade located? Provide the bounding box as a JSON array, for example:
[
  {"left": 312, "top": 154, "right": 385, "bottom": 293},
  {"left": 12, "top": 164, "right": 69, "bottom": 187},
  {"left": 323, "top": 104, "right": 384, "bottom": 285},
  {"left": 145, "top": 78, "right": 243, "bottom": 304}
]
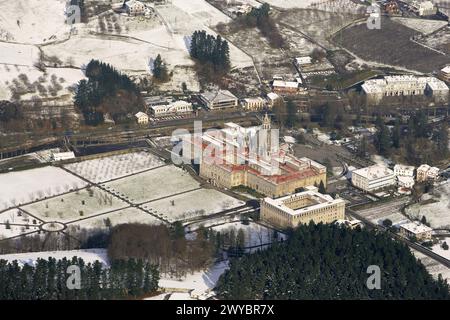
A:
[
  {"left": 362, "top": 75, "right": 449, "bottom": 104},
  {"left": 417, "top": 164, "right": 440, "bottom": 182},
  {"left": 394, "top": 164, "right": 415, "bottom": 177},
  {"left": 186, "top": 115, "right": 327, "bottom": 198},
  {"left": 438, "top": 66, "right": 450, "bottom": 82},
  {"left": 199, "top": 90, "right": 238, "bottom": 110},
  {"left": 149, "top": 100, "right": 193, "bottom": 117},
  {"left": 272, "top": 80, "right": 301, "bottom": 94},
  {"left": 351, "top": 165, "right": 396, "bottom": 192},
  {"left": 241, "top": 97, "right": 266, "bottom": 110},
  {"left": 266, "top": 92, "right": 281, "bottom": 107},
  {"left": 261, "top": 186, "right": 345, "bottom": 229},
  {"left": 413, "top": 0, "right": 436, "bottom": 16},
  {"left": 125, "top": 0, "right": 146, "bottom": 15},
  {"left": 135, "top": 111, "right": 149, "bottom": 124},
  {"left": 398, "top": 221, "right": 432, "bottom": 241}
]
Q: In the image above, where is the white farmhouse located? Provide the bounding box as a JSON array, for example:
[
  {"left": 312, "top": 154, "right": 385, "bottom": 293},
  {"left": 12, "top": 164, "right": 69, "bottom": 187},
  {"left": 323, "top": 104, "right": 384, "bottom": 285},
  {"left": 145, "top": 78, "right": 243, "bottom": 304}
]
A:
[
  {"left": 125, "top": 0, "right": 146, "bottom": 16},
  {"left": 398, "top": 221, "right": 432, "bottom": 241},
  {"left": 294, "top": 56, "right": 313, "bottom": 71},
  {"left": 135, "top": 111, "right": 149, "bottom": 124},
  {"left": 266, "top": 92, "right": 281, "bottom": 107}
]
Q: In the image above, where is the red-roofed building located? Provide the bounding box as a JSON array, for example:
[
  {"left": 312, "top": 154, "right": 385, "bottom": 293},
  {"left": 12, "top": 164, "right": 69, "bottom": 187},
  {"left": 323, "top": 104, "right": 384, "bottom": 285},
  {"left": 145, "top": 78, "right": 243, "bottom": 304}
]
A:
[{"left": 184, "top": 115, "right": 326, "bottom": 197}]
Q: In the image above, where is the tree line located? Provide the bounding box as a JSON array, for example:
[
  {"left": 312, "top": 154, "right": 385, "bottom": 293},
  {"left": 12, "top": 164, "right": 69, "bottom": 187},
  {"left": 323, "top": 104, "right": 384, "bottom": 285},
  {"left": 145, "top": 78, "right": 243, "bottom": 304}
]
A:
[
  {"left": 0, "top": 257, "right": 159, "bottom": 300},
  {"left": 373, "top": 111, "right": 448, "bottom": 165},
  {"left": 216, "top": 223, "right": 450, "bottom": 299},
  {"left": 190, "top": 30, "right": 230, "bottom": 74},
  {"left": 74, "top": 59, "right": 142, "bottom": 125},
  {"left": 107, "top": 223, "right": 215, "bottom": 278},
  {"left": 237, "top": 3, "right": 285, "bottom": 48},
  {"left": 0, "top": 100, "right": 22, "bottom": 123}
]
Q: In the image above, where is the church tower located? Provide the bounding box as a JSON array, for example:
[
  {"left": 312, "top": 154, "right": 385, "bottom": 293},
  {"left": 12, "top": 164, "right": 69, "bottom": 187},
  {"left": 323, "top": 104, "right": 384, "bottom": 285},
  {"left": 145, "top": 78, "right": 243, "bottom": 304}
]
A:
[
  {"left": 262, "top": 112, "right": 271, "bottom": 130},
  {"left": 260, "top": 113, "right": 272, "bottom": 159}
]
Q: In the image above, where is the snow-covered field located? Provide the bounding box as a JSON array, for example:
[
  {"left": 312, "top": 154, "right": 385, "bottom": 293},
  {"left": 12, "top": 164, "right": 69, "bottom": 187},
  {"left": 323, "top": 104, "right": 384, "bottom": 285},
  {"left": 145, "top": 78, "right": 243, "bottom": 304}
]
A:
[
  {"left": 0, "top": 0, "right": 252, "bottom": 96},
  {"left": 413, "top": 249, "right": 450, "bottom": 283},
  {"left": 0, "top": 0, "right": 84, "bottom": 99},
  {"left": 392, "top": 17, "right": 447, "bottom": 36},
  {"left": 42, "top": 35, "right": 161, "bottom": 73},
  {"left": 159, "top": 260, "right": 229, "bottom": 298},
  {"left": 0, "top": 248, "right": 109, "bottom": 266},
  {"left": 405, "top": 182, "right": 450, "bottom": 229},
  {"left": 64, "top": 151, "right": 165, "bottom": 183},
  {"left": 156, "top": 3, "right": 253, "bottom": 69},
  {"left": 0, "top": 209, "right": 40, "bottom": 239},
  {"left": 172, "top": 0, "right": 231, "bottom": 26},
  {"left": 0, "top": 166, "right": 87, "bottom": 210},
  {"left": 68, "top": 207, "right": 163, "bottom": 230},
  {"left": 0, "top": 42, "right": 39, "bottom": 66},
  {"left": 0, "top": 151, "right": 245, "bottom": 239},
  {"left": 0, "top": 223, "right": 39, "bottom": 240},
  {"left": 0, "top": 0, "right": 71, "bottom": 43},
  {"left": 431, "top": 238, "right": 450, "bottom": 260},
  {"left": 211, "top": 221, "right": 286, "bottom": 248},
  {"left": 22, "top": 187, "right": 128, "bottom": 223},
  {"left": 141, "top": 189, "right": 245, "bottom": 222},
  {"left": 104, "top": 165, "right": 200, "bottom": 204},
  {"left": 0, "top": 65, "right": 86, "bottom": 101}
]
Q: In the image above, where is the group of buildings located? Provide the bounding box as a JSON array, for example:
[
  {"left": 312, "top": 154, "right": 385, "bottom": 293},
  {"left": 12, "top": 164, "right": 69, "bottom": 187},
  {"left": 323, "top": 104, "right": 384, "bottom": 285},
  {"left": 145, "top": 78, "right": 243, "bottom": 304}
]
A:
[
  {"left": 133, "top": 89, "right": 284, "bottom": 124},
  {"left": 383, "top": 0, "right": 437, "bottom": 16},
  {"left": 351, "top": 163, "right": 440, "bottom": 192},
  {"left": 361, "top": 75, "right": 449, "bottom": 104},
  {"left": 406, "top": 0, "right": 437, "bottom": 16},
  {"left": 182, "top": 114, "right": 346, "bottom": 229}
]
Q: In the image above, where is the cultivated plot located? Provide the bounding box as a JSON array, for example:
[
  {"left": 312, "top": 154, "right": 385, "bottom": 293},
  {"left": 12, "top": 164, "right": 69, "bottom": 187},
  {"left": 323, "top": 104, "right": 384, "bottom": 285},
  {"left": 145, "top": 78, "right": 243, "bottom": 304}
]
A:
[
  {"left": 64, "top": 151, "right": 166, "bottom": 183},
  {"left": 22, "top": 187, "right": 128, "bottom": 223},
  {"left": 67, "top": 207, "right": 163, "bottom": 231},
  {"left": 334, "top": 18, "right": 450, "bottom": 73},
  {"left": 0, "top": 166, "right": 87, "bottom": 211},
  {"left": 103, "top": 165, "right": 200, "bottom": 204},
  {"left": 0, "top": 209, "right": 40, "bottom": 240},
  {"left": 141, "top": 188, "right": 245, "bottom": 222}
]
